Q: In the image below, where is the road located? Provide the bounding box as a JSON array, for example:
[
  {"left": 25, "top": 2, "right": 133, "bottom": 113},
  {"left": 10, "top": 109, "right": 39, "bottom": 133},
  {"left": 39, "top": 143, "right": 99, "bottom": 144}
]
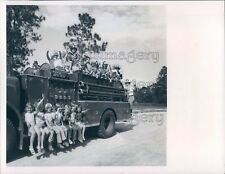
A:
[{"left": 7, "top": 108, "right": 166, "bottom": 166}]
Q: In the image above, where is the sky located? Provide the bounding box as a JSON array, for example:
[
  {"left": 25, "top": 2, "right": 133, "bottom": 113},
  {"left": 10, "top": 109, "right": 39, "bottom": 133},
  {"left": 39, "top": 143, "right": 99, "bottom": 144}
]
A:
[{"left": 29, "top": 5, "right": 166, "bottom": 85}]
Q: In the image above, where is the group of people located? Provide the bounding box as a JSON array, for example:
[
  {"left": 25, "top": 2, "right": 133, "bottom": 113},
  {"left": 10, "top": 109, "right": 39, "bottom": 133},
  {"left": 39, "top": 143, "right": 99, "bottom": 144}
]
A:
[
  {"left": 32, "top": 49, "right": 123, "bottom": 81},
  {"left": 25, "top": 94, "right": 88, "bottom": 155}
]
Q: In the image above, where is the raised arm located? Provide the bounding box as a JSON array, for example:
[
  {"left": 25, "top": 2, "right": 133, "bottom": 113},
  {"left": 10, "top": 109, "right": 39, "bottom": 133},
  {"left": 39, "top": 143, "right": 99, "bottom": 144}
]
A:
[
  {"left": 81, "top": 109, "right": 89, "bottom": 114},
  {"left": 81, "top": 109, "right": 88, "bottom": 123},
  {"left": 24, "top": 113, "right": 29, "bottom": 126},
  {"left": 35, "top": 94, "right": 45, "bottom": 112}
]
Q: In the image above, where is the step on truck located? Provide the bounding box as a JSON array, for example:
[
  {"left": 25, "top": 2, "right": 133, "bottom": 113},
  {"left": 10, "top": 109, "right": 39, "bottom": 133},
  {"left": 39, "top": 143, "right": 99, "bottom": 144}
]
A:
[{"left": 7, "top": 64, "right": 132, "bottom": 156}]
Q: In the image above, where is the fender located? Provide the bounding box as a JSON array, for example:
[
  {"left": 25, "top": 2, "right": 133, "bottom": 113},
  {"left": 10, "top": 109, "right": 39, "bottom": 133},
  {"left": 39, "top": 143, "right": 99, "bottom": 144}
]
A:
[
  {"left": 7, "top": 75, "right": 25, "bottom": 150},
  {"left": 7, "top": 102, "right": 23, "bottom": 131},
  {"left": 102, "top": 108, "right": 117, "bottom": 121},
  {"left": 7, "top": 102, "right": 24, "bottom": 150}
]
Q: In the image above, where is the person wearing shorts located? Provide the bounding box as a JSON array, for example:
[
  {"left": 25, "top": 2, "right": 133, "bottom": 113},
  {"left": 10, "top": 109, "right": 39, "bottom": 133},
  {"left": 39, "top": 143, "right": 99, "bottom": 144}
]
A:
[
  {"left": 24, "top": 103, "right": 37, "bottom": 155},
  {"left": 33, "top": 94, "right": 47, "bottom": 153},
  {"left": 63, "top": 105, "right": 72, "bottom": 145},
  {"left": 44, "top": 103, "right": 55, "bottom": 151},
  {"left": 76, "top": 104, "right": 88, "bottom": 143},
  {"left": 35, "top": 110, "right": 48, "bottom": 153}
]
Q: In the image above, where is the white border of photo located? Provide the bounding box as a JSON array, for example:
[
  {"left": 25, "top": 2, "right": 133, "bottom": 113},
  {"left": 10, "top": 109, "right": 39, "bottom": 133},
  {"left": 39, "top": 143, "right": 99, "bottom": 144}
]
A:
[{"left": 0, "top": 1, "right": 224, "bottom": 174}]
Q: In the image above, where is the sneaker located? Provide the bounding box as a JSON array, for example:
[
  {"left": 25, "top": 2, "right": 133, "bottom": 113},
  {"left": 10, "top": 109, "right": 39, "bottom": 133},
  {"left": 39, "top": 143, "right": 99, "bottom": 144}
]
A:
[
  {"left": 63, "top": 141, "right": 68, "bottom": 147},
  {"left": 57, "top": 144, "right": 64, "bottom": 149},
  {"left": 37, "top": 148, "right": 41, "bottom": 154},
  {"left": 37, "top": 146, "right": 41, "bottom": 153},
  {"left": 65, "top": 142, "right": 69, "bottom": 147},
  {"left": 48, "top": 144, "right": 54, "bottom": 151},
  {"left": 78, "top": 139, "right": 83, "bottom": 143},
  {"left": 69, "top": 139, "right": 73, "bottom": 145},
  {"left": 73, "top": 141, "right": 76, "bottom": 145},
  {"left": 41, "top": 148, "right": 46, "bottom": 154},
  {"left": 29, "top": 147, "right": 36, "bottom": 155}
]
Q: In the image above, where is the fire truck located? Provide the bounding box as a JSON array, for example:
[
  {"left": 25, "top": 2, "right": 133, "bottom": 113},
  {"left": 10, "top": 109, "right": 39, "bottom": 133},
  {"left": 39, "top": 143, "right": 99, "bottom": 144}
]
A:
[{"left": 7, "top": 63, "right": 132, "bottom": 156}]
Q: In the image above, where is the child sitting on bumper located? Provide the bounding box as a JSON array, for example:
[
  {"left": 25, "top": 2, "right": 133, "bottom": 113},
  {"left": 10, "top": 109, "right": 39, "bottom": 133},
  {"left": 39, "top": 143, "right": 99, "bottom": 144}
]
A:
[
  {"left": 76, "top": 104, "right": 88, "bottom": 143},
  {"left": 63, "top": 105, "right": 73, "bottom": 145},
  {"left": 70, "top": 103, "right": 79, "bottom": 144},
  {"left": 24, "top": 103, "right": 37, "bottom": 155},
  {"left": 55, "top": 104, "right": 69, "bottom": 148},
  {"left": 44, "top": 103, "right": 56, "bottom": 151},
  {"left": 34, "top": 94, "right": 47, "bottom": 153}
]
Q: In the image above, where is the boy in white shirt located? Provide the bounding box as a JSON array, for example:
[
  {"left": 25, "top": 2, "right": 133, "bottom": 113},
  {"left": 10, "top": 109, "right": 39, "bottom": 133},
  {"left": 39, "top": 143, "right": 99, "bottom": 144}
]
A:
[{"left": 54, "top": 104, "right": 68, "bottom": 148}]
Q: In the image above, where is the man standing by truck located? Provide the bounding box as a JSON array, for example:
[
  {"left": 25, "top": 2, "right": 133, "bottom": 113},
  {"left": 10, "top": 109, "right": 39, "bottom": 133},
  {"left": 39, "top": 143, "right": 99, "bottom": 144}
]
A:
[{"left": 124, "top": 79, "right": 135, "bottom": 108}]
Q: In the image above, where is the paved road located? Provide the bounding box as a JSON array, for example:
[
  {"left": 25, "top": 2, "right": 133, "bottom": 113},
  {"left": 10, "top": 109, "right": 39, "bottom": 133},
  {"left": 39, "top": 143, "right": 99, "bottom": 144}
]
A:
[{"left": 7, "top": 110, "right": 166, "bottom": 166}]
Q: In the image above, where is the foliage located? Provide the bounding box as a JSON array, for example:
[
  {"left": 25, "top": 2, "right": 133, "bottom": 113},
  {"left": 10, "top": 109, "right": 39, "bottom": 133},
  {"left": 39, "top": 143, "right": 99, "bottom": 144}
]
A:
[
  {"left": 7, "top": 5, "right": 45, "bottom": 74},
  {"left": 63, "top": 13, "right": 108, "bottom": 63},
  {"left": 134, "top": 66, "right": 167, "bottom": 105}
]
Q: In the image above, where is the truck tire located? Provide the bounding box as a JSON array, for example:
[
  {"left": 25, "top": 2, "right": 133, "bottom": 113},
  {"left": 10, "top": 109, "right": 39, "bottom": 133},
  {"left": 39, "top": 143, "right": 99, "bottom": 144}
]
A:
[
  {"left": 98, "top": 110, "right": 116, "bottom": 138},
  {"left": 7, "top": 118, "right": 17, "bottom": 157}
]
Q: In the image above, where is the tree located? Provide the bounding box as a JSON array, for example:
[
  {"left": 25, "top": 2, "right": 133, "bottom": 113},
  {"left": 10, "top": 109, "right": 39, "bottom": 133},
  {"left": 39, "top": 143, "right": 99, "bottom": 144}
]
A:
[
  {"left": 7, "top": 5, "right": 45, "bottom": 74},
  {"left": 63, "top": 13, "right": 108, "bottom": 64},
  {"left": 134, "top": 86, "right": 152, "bottom": 103},
  {"left": 152, "top": 66, "right": 167, "bottom": 105},
  {"left": 133, "top": 66, "right": 167, "bottom": 105}
]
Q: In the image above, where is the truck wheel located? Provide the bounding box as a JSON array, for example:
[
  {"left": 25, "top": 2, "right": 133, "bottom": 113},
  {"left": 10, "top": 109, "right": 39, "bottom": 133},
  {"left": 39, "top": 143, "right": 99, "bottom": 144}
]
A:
[
  {"left": 7, "top": 118, "right": 17, "bottom": 157},
  {"left": 98, "top": 110, "right": 116, "bottom": 138}
]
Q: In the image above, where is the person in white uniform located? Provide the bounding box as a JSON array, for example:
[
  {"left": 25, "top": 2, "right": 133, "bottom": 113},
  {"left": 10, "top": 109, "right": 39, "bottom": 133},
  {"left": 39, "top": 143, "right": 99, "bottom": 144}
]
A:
[{"left": 124, "top": 79, "right": 135, "bottom": 108}]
